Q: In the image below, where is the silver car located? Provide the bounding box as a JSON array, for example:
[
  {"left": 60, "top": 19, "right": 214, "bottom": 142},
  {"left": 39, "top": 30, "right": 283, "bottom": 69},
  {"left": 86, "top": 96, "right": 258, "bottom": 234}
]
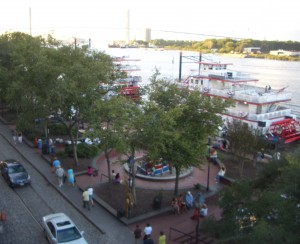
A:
[{"left": 42, "top": 213, "right": 87, "bottom": 244}]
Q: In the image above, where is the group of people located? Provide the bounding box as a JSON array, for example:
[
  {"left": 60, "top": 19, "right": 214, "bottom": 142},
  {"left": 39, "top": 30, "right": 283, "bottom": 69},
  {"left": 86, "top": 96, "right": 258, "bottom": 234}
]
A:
[
  {"left": 52, "top": 157, "right": 76, "bottom": 187},
  {"left": 112, "top": 170, "right": 122, "bottom": 183},
  {"left": 134, "top": 223, "right": 166, "bottom": 244},
  {"left": 82, "top": 186, "right": 94, "bottom": 210},
  {"left": 171, "top": 191, "right": 195, "bottom": 215},
  {"left": 12, "top": 130, "right": 22, "bottom": 145}
]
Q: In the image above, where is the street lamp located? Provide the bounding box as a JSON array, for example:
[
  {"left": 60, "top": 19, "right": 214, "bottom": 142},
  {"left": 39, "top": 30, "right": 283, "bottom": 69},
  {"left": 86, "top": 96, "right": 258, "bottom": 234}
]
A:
[{"left": 206, "top": 137, "right": 211, "bottom": 192}]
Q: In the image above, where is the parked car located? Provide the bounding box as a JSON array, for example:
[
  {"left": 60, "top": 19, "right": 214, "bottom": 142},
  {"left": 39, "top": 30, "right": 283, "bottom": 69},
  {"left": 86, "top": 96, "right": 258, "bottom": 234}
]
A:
[
  {"left": 0, "top": 159, "right": 31, "bottom": 188},
  {"left": 42, "top": 213, "right": 87, "bottom": 244}
]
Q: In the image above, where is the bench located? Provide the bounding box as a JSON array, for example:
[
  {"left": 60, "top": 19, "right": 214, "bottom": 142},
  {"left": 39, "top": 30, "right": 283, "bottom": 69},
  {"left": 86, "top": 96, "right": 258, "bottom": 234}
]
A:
[
  {"left": 74, "top": 167, "right": 98, "bottom": 177},
  {"left": 219, "top": 175, "right": 235, "bottom": 186}
]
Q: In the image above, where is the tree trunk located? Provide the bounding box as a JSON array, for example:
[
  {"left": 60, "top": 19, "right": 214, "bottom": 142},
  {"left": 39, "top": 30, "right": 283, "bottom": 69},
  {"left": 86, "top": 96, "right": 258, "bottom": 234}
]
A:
[
  {"left": 69, "top": 129, "right": 79, "bottom": 166},
  {"left": 174, "top": 166, "right": 180, "bottom": 196},
  {"left": 104, "top": 148, "right": 112, "bottom": 182},
  {"left": 130, "top": 148, "right": 137, "bottom": 205}
]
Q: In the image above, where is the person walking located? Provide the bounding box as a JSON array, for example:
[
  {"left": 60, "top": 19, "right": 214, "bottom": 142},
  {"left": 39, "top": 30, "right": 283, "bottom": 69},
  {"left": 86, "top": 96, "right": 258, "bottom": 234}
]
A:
[
  {"left": 143, "top": 235, "right": 154, "bottom": 244},
  {"left": 12, "top": 130, "right": 17, "bottom": 145},
  {"left": 52, "top": 157, "right": 61, "bottom": 173},
  {"left": 82, "top": 188, "right": 90, "bottom": 210},
  {"left": 67, "top": 168, "right": 75, "bottom": 187},
  {"left": 87, "top": 186, "right": 94, "bottom": 206},
  {"left": 55, "top": 165, "right": 65, "bottom": 187},
  {"left": 143, "top": 223, "right": 152, "bottom": 240},
  {"left": 134, "top": 224, "right": 142, "bottom": 244},
  {"left": 17, "top": 132, "right": 22, "bottom": 143},
  {"left": 158, "top": 231, "right": 166, "bottom": 244}
]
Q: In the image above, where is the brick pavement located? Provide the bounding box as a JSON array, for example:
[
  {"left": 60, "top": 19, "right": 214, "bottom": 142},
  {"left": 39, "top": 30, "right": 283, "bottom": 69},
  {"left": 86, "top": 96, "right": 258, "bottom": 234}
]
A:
[
  {"left": 75, "top": 151, "right": 223, "bottom": 243},
  {"left": 1, "top": 117, "right": 223, "bottom": 243}
]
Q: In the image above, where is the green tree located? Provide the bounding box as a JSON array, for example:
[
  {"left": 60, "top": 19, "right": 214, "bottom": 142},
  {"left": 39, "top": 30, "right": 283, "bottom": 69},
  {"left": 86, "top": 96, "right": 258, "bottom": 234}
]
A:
[
  {"left": 87, "top": 96, "right": 136, "bottom": 182},
  {"left": 203, "top": 150, "right": 300, "bottom": 243},
  {"left": 0, "top": 32, "right": 115, "bottom": 165},
  {"left": 144, "top": 73, "right": 229, "bottom": 195},
  {"left": 226, "top": 120, "right": 265, "bottom": 176}
]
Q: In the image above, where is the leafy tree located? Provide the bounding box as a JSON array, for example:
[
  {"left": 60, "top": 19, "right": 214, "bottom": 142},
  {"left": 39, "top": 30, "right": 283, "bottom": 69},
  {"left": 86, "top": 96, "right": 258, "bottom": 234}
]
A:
[
  {"left": 225, "top": 120, "right": 265, "bottom": 176},
  {"left": 202, "top": 150, "right": 300, "bottom": 243},
  {"left": 0, "top": 32, "right": 115, "bottom": 165},
  {"left": 143, "top": 73, "right": 229, "bottom": 195},
  {"left": 87, "top": 96, "right": 137, "bottom": 182}
]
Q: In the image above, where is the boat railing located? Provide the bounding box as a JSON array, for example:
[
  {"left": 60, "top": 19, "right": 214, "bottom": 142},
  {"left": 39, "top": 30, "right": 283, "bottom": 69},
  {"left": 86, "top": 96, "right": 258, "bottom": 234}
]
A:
[
  {"left": 209, "top": 88, "right": 292, "bottom": 103},
  {"left": 284, "top": 103, "right": 300, "bottom": 118},
  {"left": 179, "top": 83, "right": 292, "bottom": 104},
  {"left": 226, "top": 108, "right": 292, "bottom": 121}
]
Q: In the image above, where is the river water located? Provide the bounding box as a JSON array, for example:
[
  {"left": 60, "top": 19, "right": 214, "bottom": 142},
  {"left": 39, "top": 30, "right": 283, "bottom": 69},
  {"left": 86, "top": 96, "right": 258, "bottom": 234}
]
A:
[{"left": 102, "top": 47, "right": 300, "bottom": 106}]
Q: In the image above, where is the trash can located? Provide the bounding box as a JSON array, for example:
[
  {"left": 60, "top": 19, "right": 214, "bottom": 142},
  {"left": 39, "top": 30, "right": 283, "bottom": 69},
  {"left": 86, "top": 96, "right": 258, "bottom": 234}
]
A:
[
  {"left": 42, "top": 143, "right": 48, "bottom": 154},
  {"left": 153, "top": 196, "right": 162, "bottom": 210}
]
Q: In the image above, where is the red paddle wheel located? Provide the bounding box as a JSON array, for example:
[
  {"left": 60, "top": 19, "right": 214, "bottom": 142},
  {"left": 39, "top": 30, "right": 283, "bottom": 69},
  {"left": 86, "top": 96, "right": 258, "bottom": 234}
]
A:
[
  {"left": 268, "top": 118, "right": 300, "bottom": 143},
  {"left": 120, "top": 86, "right": 140, "bottom": 101}
]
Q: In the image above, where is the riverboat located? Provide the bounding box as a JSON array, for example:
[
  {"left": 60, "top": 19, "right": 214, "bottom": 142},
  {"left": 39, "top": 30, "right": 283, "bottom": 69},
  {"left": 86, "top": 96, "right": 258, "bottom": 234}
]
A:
[
  {"left": 112, "top": 56, "right": 141, "bottom": 101},
  {"left": 178, "top": 57, "right": 300, "bottom": 143},
  {"left": 100, "top": 56, "right": 142, "bottom": 101}
]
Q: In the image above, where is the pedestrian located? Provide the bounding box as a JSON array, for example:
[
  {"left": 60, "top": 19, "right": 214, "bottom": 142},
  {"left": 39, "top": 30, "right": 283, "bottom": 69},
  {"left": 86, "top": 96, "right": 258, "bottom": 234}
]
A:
[
  {"left": 185, "top": 191, "right": 194, "bottom": 210},
  {"left": 87, "top": 186, "right": 94, "bottom": 206},
  {"left": 52, "top": 157, "right": 61, "bottom": 173},
  {"left": 17, "top": 132, "right": 22, "bottom": 143},
  {"left": 143, "top": 223, "right": 152, "bottom": 240},
  {"left": 67, "top": 168, "right": 75, "bottom": 187},
  {"left": 158, "top": 231, "right": 166, "bottom": 244},
  {"left": 82, "top": 188, "right": 90, "bottom": 210},
  {"left": 12, "top": 130, "right": 17, "bottom": 145},
  {"left": 143, "top": 235, "right": 154, "bottom": 244},
  {"left": 200, "top": 203, "right": 208, "bottom": 217},
  {"left": 134, "top": 224, "right": 142, "bottom": 244},
  {"left": 55, "top": 165, "right": 65, "bottom": 187},
  {"left": 216, "top": 166, "right": 226, "bottom": 183}
]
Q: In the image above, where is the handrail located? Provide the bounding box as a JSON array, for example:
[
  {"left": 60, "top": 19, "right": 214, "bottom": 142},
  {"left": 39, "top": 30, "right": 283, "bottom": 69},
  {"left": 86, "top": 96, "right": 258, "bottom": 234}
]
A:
[
  {"left": 169, "top": 227, "right": 194, "bottom": 242},
  {"left": 100, "top": 173, "right": 109, "bottom": 182},
  {"left": 169, "top": 226, "right": 213, "bottom": 244}
]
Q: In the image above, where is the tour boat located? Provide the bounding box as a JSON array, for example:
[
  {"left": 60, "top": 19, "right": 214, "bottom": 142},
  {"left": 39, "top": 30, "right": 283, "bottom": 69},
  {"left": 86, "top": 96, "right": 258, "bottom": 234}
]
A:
[
  {"left": 178, "top": 55, "right": 300, "bottom": 143},
  {"left": 112, "top": 56, "right": 142, "bottom": 101}
]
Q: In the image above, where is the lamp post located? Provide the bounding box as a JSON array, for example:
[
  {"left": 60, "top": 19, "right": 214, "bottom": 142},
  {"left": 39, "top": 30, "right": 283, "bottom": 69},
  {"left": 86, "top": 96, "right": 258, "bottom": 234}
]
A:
[{"left": 206, "top": 137, "right": 211, "bottom": 192}]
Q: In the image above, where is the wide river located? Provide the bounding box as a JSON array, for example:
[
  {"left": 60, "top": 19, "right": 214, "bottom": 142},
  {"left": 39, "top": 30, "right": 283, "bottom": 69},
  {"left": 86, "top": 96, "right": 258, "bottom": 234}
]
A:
[{"left": 101, "top": 47, "right": 300, "bottom": 106}]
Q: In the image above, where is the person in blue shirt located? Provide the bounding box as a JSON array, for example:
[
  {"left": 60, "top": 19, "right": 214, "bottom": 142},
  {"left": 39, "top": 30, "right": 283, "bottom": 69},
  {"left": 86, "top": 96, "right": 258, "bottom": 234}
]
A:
[
  {"left": 185, "top": 191, "right": 194, "bottom": 210},
  {"left": 52, "top": 157, "right": 61, "bottom": 172},
  {"left": 67, "top": 168, "right": 75, "bottom": 186}
]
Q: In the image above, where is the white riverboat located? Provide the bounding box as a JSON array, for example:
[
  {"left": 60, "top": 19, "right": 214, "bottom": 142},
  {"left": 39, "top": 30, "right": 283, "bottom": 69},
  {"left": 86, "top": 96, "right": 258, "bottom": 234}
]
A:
[{"left": 178, "top": 55, "right": 300, "bottom": 143}]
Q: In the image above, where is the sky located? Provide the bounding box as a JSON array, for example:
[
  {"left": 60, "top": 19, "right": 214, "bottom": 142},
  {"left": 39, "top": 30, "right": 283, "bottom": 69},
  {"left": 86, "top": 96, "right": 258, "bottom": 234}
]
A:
[{"left": 1, "top": 0, "right": 300, "bottom": 48}]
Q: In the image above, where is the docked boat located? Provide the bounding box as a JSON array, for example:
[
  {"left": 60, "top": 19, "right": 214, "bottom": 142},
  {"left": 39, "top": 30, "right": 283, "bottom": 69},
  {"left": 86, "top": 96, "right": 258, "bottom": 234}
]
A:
[
  {"left": 178, "top": 54, "right": 300, "bottom": 143},
  {"left": 101, "top": 56, "right": 142, "bottom": 101}
]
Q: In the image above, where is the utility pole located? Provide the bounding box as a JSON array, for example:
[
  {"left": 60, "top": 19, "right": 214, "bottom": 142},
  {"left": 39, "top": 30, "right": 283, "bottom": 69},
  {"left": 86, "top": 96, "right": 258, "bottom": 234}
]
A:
[{"left": 29, "top": 7, "right": 32, "bottom": 36}]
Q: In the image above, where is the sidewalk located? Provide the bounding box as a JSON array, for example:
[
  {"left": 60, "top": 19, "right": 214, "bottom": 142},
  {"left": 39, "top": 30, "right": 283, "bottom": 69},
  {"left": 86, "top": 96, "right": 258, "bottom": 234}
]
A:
[{"left": 0, "top": 119, "right": 223, "bottom": 243}]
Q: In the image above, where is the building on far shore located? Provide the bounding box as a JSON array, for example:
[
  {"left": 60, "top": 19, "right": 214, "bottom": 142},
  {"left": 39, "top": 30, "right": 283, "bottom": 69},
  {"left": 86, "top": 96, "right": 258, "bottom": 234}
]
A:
[
  {"left": 243, "top": 47, "right": 261, "bottom": 54},
  {"left": 270, "top": 49, "right": 300, "bottom": 56}
]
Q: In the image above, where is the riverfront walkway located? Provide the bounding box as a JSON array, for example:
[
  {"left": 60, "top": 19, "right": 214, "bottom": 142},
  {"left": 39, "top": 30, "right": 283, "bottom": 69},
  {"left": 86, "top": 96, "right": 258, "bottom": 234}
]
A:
[{"left": 1, "top": 117, "right": 223, "bottom": 243}]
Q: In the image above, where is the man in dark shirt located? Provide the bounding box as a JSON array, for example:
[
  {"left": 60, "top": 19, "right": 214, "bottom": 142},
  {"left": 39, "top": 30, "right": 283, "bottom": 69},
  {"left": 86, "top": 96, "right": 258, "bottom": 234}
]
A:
[
  {"left": 134, "top": 224, "right": 142, "bottom": 244},
  {"left": 143, "top": 235, "right": 154, "bottom": 244}
]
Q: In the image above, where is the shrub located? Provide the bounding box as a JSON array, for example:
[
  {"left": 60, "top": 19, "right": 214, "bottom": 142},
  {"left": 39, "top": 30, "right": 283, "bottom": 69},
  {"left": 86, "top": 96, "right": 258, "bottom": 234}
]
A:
[
  {"left": 65, "top": 143, "right": 99, "bottom": 158},
  {"left": 48, "top": 124, "right": 68, "bottom": 136}
]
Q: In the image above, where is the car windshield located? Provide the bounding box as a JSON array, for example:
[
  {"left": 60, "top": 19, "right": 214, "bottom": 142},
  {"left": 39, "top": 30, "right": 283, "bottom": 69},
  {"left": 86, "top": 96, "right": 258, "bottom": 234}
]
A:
[
  {"left": 8, "top": 165, "right": 26, "bottom": 174},
  {"left": 57, "top": 227, "right": 82, "bottom": 243}
]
